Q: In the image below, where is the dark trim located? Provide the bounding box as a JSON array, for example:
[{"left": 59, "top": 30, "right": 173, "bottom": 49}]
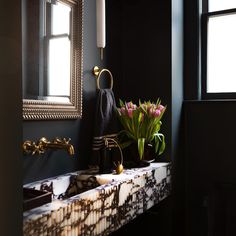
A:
[
  {"left": 206, "top": 8, "right": 236, "bottom": 17},
  {"left": 47, "top": 34, "right": 70, "bottom": 39},
  {"left": 184, "top": 99, "right": 236, "bottom": 105},
  {"left": 202, "top": 0, "right": 208, "bottom": 14},
  {"left": 202, "top": 93, "right": 236, "bottom": 100},
  {"left": 201, "top": 13, "right": 208, "bottom": 99},
  {"left": 184, "top": 0, "right": 201, "bottom": 100}
]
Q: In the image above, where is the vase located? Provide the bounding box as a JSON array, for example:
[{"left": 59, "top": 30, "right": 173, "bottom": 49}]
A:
[{"left": 123, "top": 142, "right": 156, "bottom": 168}]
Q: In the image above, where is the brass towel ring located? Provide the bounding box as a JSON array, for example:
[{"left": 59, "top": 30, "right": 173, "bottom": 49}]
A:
[{"left": 93, "top": 66, "right": 113, "bottom": 90}]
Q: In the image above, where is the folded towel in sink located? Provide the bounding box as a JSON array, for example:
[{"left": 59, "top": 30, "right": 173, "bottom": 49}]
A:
[{"left": 91, "top": 88, "right": 119, "bottom": 173}]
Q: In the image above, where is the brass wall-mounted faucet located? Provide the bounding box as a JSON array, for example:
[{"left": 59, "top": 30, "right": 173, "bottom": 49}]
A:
[{"left": 23, "top": 137, "right": 75, "bottom": 156}]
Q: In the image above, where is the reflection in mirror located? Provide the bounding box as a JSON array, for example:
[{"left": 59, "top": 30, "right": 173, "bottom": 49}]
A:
[{"left": 22, "top": 0, "right": 83, "bottom": 119}]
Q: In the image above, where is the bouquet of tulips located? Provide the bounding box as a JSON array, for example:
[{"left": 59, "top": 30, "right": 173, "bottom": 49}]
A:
[{"left": 117, "top": 99, "right": 166, "bottom": 160}]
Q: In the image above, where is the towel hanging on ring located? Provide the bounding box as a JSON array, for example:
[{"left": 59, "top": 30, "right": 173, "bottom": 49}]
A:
[{"left": 90, "top": 67, "right": 119, "bottom": 170}]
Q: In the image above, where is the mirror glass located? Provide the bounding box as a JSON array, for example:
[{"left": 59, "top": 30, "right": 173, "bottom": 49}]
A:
[{"left": 22, "top": 0, "right": 83, "bottom": 119}]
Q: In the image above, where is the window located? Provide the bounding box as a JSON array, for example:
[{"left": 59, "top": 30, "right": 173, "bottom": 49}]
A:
[
  {"left": 45, "top": 1, "right": 71, "bottom": 97},
  {"left": 202, "top": 0, "right": 236, "bottom": 98}
]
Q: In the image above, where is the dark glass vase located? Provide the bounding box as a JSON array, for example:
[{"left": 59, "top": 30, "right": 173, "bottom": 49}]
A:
[{"left": 123, "top": 142, "right": 156, "bottom": 168}]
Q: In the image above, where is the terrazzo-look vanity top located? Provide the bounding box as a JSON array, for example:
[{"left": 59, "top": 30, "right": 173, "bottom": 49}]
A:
[{"left": 23, "top": 162, "right": 171, "bottom": 236}]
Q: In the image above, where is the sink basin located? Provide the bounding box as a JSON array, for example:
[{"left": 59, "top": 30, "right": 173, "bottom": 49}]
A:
[
  {"left": 55, "top": 174, "right": 102, "bottom": 200},
  {"left": 23, "top": 170, "right": 112, "bottom": 208},
  {"left": 23, "top": 188, "right": 52, "bottom": 212}
]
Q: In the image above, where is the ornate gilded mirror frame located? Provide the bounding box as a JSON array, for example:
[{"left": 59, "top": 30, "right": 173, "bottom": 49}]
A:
[{"left": 23, "top": 0, "right": 83, "bottom": 120}]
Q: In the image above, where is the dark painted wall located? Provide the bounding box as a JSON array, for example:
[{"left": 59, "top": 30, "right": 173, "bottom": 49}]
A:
[
  {"left": 23, "top": 0, "right": 106, "bottom": 184},
  {"left": 184, "top": 101, "right": 236, "bottom": 236},
  {"left": 107, "top": 0, "right": 172, "bottom": 163},
  {"left": 0, "top": 0, "right": 22, "bottom": 235}
]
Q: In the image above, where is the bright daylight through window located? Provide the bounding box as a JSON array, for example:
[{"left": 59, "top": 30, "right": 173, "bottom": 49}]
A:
[{"left": 203, "top": 0, "right": 236, "bottom": 96}]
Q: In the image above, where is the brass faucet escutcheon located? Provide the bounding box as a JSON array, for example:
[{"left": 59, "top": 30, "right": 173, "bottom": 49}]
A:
[{"left": 23, "top": 137, "right": 75, "bottom": 156}]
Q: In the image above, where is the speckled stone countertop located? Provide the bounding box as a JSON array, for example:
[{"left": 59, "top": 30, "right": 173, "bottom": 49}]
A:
[{"left": 23, "top": 162, "right": 171, "bottom": 236}]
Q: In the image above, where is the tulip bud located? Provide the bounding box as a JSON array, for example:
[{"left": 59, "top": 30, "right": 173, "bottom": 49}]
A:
[
  {"left": 127, "top": 102, "right": 132, "bottom": 109},
  {"left": 154, "top": 109, "right": 161, "bottom": 117},
  {"left": 120, "top": 107, "right": 126, "bottom": 115},
  {"left": 127, "top": 108, "right": 133, "bottom": 118},
  {"left": 158, "top": 104, "right": 165, "bottom": 112}
]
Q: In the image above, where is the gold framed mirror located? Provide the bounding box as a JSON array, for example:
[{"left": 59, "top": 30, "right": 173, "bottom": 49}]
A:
[{"left": 22, "top": 0, "right": 83, "bottom": 120}]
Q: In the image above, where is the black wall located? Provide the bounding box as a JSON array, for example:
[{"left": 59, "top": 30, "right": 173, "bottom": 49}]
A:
[
  {"left": 184, "top": 101, "right": 236, "bottom": 236},
  {"left": 23, "top": 0, "right": 106, "bottom": 184},
  {"left": 0, "top": 0, "right": 22, "bottom": 235},
  {"left": 107, "top": 0, "right": 172, "bottom": 163}
]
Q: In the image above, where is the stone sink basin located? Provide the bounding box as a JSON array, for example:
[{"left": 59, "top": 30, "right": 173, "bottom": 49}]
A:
[
  {"left": 23, "top": 168, "right": 111, "bottom": 203},
  {"left": 23, "top": 163, "right": 171, "bottom": 236}
]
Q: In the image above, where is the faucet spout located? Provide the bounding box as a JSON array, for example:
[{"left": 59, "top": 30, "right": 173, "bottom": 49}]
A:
[{"left": 41, "top": 137, "right": 75, "bottom": 156}]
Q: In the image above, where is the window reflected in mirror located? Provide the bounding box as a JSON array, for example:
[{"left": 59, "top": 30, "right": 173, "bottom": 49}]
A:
[{"left": 22, "top": 0, "right": 83, "bottom": 119}]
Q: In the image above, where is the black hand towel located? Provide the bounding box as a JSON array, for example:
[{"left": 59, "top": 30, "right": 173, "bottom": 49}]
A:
[{"left": 91, "top": 89, "right": 119, "bottom": 172}]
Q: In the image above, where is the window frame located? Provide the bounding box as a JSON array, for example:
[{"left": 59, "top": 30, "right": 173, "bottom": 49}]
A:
[{"left": 201, "top": 2, "right": 236, "bottom": 99}]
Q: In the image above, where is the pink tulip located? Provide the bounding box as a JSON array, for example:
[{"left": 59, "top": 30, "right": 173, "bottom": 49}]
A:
[
  {"left": 127, "top": 108, "right": 133, "bottom": 118},
  {"left": 127, "top": 102, "right": 137, "bottom": 110},
  {"left": 148, "top": 107, "right": 155, "bottom": 116},
  {"left": 141, "top": 113, "right": 144, "bottom": 122},
  {"left": 120, "top": 107, "right": 126, "bottom": 115},
  {"left": 153, "top": 109, "right": 161, "bottom": 117},
  {"left": 158, "top": 104, "right": 165, "bottom": 112},
  {"left": 142, "top": 104, "right": 148, "bottom": 110},
  {"left": 127, "top": 102, "right": 133, "bottom": 109}
]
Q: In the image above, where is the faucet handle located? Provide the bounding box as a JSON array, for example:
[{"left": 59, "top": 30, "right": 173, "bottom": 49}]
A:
[
  {"left": 23, "top": 140, "right": 45, "bottom": 155},
  {"left": 53, "top": 137, "right": 62, "bottom": 143},
  {"left": 61, "top": 137, "right": 71, "bottom": 144},
  {"left": 53, "top": 137, "right": 71, "bottom": 144}
]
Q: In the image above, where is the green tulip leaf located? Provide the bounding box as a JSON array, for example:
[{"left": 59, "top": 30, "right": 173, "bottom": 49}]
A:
[
  {"left": 158, "top": 135, "right": 165, "bottom": 155},
  {"left": 138, "top": 138, "right": 145, "bottom": 160},
  {"left": 155, "top": 137, "right": 160, "bottom": 153}
]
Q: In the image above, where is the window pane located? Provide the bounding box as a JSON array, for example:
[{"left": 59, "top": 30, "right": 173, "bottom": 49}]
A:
[
  {"left": 209, "top": 0, "right": 236, "bottom": 12},
  {"left": 207, "top": 14, "right": 236, "bottom": 93},
  {"left": 48, "top": 37, "right": 71, "bottom": 96},
  {"left": 52, "top": 2, "right": 71, "bottom": 35}
]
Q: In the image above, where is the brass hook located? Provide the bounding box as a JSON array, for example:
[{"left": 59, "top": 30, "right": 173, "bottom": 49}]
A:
[{"left": 92, "top": 66, "right": 113, "bottom": 90}]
